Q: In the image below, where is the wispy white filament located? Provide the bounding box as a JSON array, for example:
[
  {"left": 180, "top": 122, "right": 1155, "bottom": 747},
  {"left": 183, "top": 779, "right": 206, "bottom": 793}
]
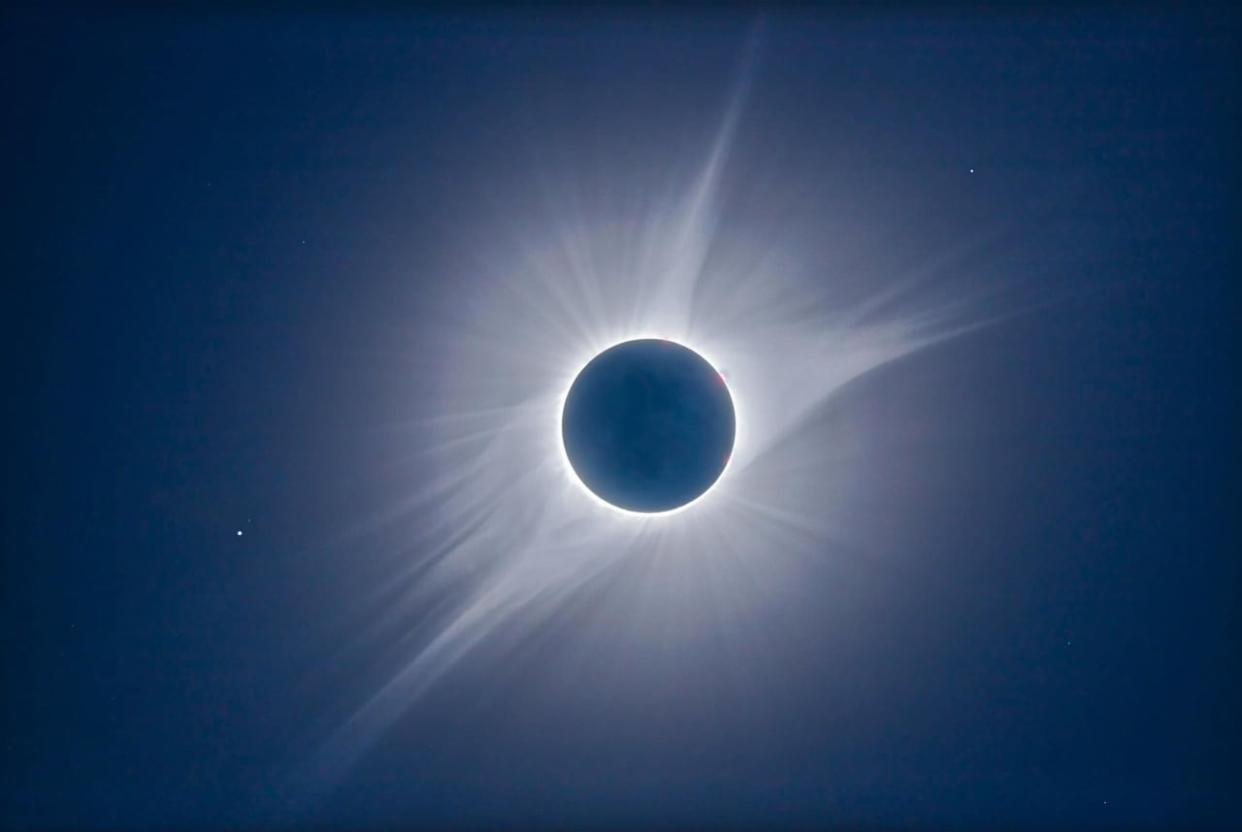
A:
[{"left": 291, "top": 41, "right": 982, "bottom": 803}]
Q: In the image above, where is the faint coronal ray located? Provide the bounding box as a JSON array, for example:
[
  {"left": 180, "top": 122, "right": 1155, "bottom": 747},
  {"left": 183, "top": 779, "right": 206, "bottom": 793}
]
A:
[{"left": 292, "top": 37, "right": 978, "bottom": 802}]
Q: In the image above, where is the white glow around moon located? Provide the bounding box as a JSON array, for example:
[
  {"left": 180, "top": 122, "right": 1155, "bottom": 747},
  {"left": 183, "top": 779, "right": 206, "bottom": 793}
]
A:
[{"left": 289, "top": 42, "right": 990, "bottom": 803}]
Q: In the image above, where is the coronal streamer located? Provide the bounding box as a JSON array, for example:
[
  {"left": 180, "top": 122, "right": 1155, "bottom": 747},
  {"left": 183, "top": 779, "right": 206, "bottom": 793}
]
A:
[{"left": 292, "top": 40, "right": 978, "bottom": 801}]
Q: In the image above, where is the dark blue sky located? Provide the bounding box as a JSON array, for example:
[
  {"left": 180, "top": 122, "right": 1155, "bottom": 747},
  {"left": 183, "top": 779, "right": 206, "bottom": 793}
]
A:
[{"left": 4, "top": 6, "right": 1239, "bottom": 830}]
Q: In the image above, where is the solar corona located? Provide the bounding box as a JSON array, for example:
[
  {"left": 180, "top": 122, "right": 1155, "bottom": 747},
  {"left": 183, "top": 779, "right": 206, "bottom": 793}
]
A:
[{"left": 299, "top": 49, "right": 973, "bottom": 796}]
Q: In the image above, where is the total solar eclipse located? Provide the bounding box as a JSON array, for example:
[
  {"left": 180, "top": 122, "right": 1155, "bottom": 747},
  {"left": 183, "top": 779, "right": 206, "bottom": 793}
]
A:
[{"left": 561, "top": 339, "right": 736, "bottom": 514}]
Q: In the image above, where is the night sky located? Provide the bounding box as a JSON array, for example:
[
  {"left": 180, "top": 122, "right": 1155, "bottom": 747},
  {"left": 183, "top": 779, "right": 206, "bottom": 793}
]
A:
[{"left": 4, "top": 6, "right": 1240, "bottom": 831}]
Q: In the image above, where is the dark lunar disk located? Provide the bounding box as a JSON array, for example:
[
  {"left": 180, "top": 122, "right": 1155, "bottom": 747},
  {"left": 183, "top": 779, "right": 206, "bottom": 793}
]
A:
[{"left": 561, "top": 338, "right": 736, "bottom": 513}]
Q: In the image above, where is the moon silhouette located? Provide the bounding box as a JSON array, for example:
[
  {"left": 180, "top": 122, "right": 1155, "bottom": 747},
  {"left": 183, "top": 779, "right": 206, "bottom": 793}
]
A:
[{"left": 560, "top": 339, "right": 736, "bottom": 514}]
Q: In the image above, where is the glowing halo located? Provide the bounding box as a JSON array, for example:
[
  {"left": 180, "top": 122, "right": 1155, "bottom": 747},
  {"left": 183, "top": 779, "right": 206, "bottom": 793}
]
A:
[{"left": 290, "top": 37, "right": 984, "bottom": 804}]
